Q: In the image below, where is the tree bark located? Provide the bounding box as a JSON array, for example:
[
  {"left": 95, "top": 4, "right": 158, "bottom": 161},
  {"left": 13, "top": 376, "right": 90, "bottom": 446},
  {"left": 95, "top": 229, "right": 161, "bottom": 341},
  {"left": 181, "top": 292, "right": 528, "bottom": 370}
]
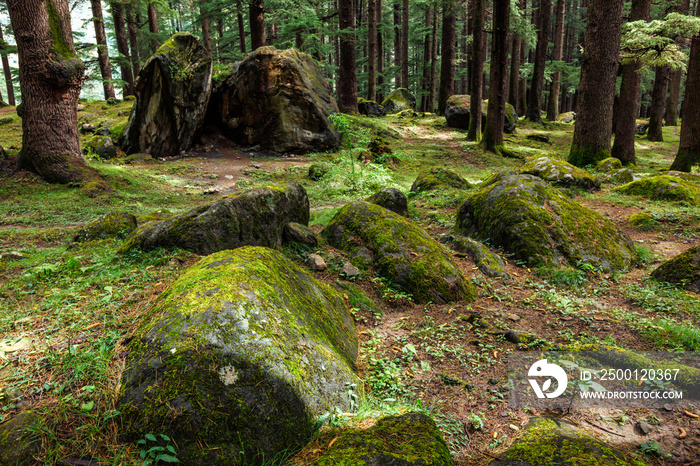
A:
[
  {"left": 200, "top": 0, "right": 212, "bottom": 53},
  {"left": 7, "top": 0, "right": 102, "bottom": 184},
  {"left": 420, "top": 7, "right": 431, "bottom": 111},
  {"left": 467, "top": 0, "right": 485, "bottom": 140},
  {"left": 148, "top": 1, "right": 160, "bottom": 52},
  {"left": 250, "top": 0, "right": 266, "bottom": 50},
  {"left": 508, "top": 33, "right": 520, "bottom": 113},
  {"left": 90, "top": 0, "right": 115, "bottom": 99},
  {"left": 665, "top": 68, "right": 683, "bottom": 126},
  {"left": 367, "top": 0, "right": 377, "bottom": 100},
  {"left": 110, "top": 1, "right": 134, "bottom": 97},
  {"left": 546, "top": 0, "right": 565, "bottom": 121},
  {"left": 647, "top": 66, "right": 670, "bottom": 142},
  {"left": 393, "top": 1, "right": 401, "bottom": 88},
  {"left": 438, "top": 0, "right": 456, "bottom": 115},
  {"left": 338, "top": 0, "right": 358, "bottom": 113},
  {"left": 125, "top": 3, "right": 140, "bottom": 78},
  {"left": 568, "top": 0, "right": 624, "bottom": 167},
  {"left": 401, "top": 0, "right": 408, "bottom": 90},
  {"left": 238, "top": 7, "right": 246, "bottom": 53},
  {"left": 526, "top": 0, "right": 550, "bottom": 122},
  {"left": 376, "top": 0, "right": 384, "bottom": 101},
  {"left": 482, "top": 0, "right": 510, "bottom": 154},
  {"left": 428, "top": 3, "right": 438, "bottom": 112},
  {"left": 460, "top": 1, "right": 468, "bottom": 94},
  {"left": 0, "top": 22, "right": 15, "bottom": 106}
]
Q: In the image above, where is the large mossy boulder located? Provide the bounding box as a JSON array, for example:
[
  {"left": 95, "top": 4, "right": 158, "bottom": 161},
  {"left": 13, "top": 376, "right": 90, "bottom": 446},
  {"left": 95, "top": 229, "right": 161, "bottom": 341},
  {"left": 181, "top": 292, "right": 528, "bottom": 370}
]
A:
[
  {"left": 367, "top": 188, "right": 408, "bottom": 216},
  {"left": 322, "top": 201, "right": 475, "bottom": 304},
  {"left": 0, "top": 411, "right": 40, "bottom": 465},
  {"left": 557, "top": 111, "right": 576, "bottom": 123},
  {"left": 613, "top": 175, "right": 700, "bottom": 205},
  {"left": 308, "top": 413, "right": 452, "bottom": 465},
  {"left": 651, "top": 245, "right": 700, "bottom": 293},
  {"left": 444, "top": 95, "right": 517, "bottom": 134},
  {"left": 74, "top": 211, "right": 137, "bottom": 242},
  {"left": 117, "top": 247, "right": 359, "bottom": 465},
  {"left": 210, "top": 47, "right": 339, "bottom": 153},
  {"left": 84, "top": 135, "right": 117, "bottom": 159},
  {"left": 410, "top": 168, "right": 471, "bottom": 193},
  {"left": 490, "top": 417, "right": 645, "bottom": 466},
  {"left": 456, "top": 175, "right": 636, "bottom": 272},
  {"left": 593, "top": 157, "right": 622, "bottom": 173},
  {"left": 358, "top": 97, "right": 385, "bottom": 117},
  {"left": 518, "top": 156, "right": 600, "bottom": 191},
  {"left": 381, "top": 88, "right": 416, "bottom": 114},
  {"left": 119, "top": 183, "right": 309, "bottom": 255},
  {"left": 120, "top": 33, "right": 213, "bottom": 157}
]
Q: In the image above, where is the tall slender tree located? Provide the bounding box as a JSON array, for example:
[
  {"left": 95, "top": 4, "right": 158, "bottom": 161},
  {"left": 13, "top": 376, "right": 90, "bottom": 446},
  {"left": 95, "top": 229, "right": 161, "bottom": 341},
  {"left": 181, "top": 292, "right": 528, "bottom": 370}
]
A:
[
  {"left": 508, "top": 31, "right": 520, "bottom": 114},
  {"left": 647, "top": 66, "right": 669, "bottom": 141},
  {"left": 467, "top": 0, "right": 485, "bottom": 140},
  {"left": 367, "top": 0, "right": 377, "bottom": 100},
  {"left": 0, "top": 22, "right": 15, "bottom": 106},
  {"left": 250, "top": 0, "right": 266, "bottom": 50},
  {"left": 401, "top": 0, "right": 408, "bottom": 89},
  {"left": 110, "top": 1, "right": 135, "bottom": 96},
  {"left": 438, "top": 0, "right": 456, "bottom": 115},
  {"left": 482, "top": 0, "right": 510, "bottom": 154},
  {"left": 238, "top": 1, "right": 246, "bottom": 53},
  {"left": 428, "top": 3, "right": 438, "bottom": 112},
  {"left": 665, "top": 0, "right": 690, "bottom": 126},
  {"left": 420, "top": 6, "right": 432, "bottom": 111},
  {"left": 338, "top": 0, "right": 358, "bottom": 113},
  {"left": 546, "top": 0, "right": 565, "bottom": 121},
  {"left": 90, "top": 0, "right": 116, "bottom": 99},
  {"left": 568, "top": 0, "right": 624, "bottom": 167},
  {"left": 376, "top": 0, "right": 384, "bottom": 100},
  {"left": 200, "top": 0, "right": 212, "bottom": 52},
  {"left": 393, "top": 1, "right": 401, "bottom": 87},
  {"left": 125, "top": 2, "right": 141, "bottom": 78},
  {"left": 147, "top": 1, "right": 160, "bottom": 52},
  {"left": 526, "top": 0, "right": 550, "bottom": 122}
]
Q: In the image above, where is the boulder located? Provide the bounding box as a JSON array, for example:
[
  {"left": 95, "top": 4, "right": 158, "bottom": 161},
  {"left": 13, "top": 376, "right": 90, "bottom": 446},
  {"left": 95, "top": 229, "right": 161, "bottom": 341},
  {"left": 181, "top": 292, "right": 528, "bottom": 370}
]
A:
[
  {"left": 85, "top": 135, "right": 117, "bottom": 159},
  {"left": 332, "top": 281, "right": 383, "bottom": 318},
  {"left": 283, "top": 221, "right": 318, "bottom": 247},
  {"left": 518, "top": 156, "right": 600, "bottom": 191},
  {"left": 651, "top": 245, "right": 700, "bottom": 293},
  {"left": 597, "top": 168, "right": 634, "bottom": 185},
  {"left": 119, "top": 183, "right": 309, "bottom": 255},
  {"left": 490, "top": 417, "right": 645, "bottom": 466},
  {"left": 211, "top": 47, "right": 339, "bottom": 153},
  {"left": 456, "top": 174, "right": 636, "bottom": 272},
  {"left": 308, "top": 253, "right": 327, "bottom": 271},
  {"left": 120, "top": 33, "right": 213, "bottom": 158},
  {"left": 308, "top": 163, "right": 330, "bottom": 181},
  {"left": 74, "top": 211, "right": 138, "bottom": 242},
  {"left": 322, "top": 201, "right": 475, "bottom": 303},
  {"left": 410, "top": 168, "right": 471, "bottom": 193},
  {"left": 367, "top": 188, "right": 408, "bottom": 216},
  {"left": 117, "top": 247, "right": 359, "bottom": 465},
  {"left": 557, "top": 111, "right": 576, "bottom": 123},
  {"left": 0, "top": 411, "right": 40, "bottom": 465},
  {"left": 138, "top": 209, "right": 173, "bottom": 224},
  {"left": 381, "top": 88, "right": 416, "bottom": 114},
  {"left": 452, "top": 236, "right": 511, "bottom": 280},
  {"left": 613, "top": 175, "right": 700, "bottom": 205},
  {"left": 357, "top": 97, "right": 385, "bottom": 117},
  {"left": 593, "top": 157, "right": 622, "bottom": 173},
  {"left": 0, "top": 116, "right": 13, "bottom": 125},
  {"left": 444, "top": 95, "right": 517, "bottom": 134},
  {"left": 307, "top": 413, "right": 452, "bottom": 465},
  {"left": 628, "top": 212, "right": 656, "bottom": 230}
]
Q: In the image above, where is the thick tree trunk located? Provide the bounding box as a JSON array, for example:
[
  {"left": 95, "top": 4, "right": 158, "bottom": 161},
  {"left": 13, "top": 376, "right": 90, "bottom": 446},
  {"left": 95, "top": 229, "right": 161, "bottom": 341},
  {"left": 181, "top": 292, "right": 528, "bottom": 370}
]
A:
[
  {"left": 368, "top": 0, "right": 377, "bottom": 100},
  {"left": 110, "top": 1, "right": 135, "bottom": 97},
  {"left": 568, "top": 0, "right": 624, "bottom": 167},
  {"left": 401, "top": 0, "right": 408, "bottom": 90},
  {"left": 338, "top": 0, "right": 358, "bottom": 113},
  {"left": 438, "top": 0, "right": 456, "bottom": 115},
  {"left": 148, "top": 1, "right": 160, "bottom": 52},
  {"left": 468, "top": 0, "right": 485, "bottom": 140},
  {"left": 393, "top": 1, "right": 401, "bottom": 88},
  {"left": 125, "top": 4, "right": 141, "bottom": 78},
  {"left": 91, "top": 0, "right": 115, "bottom": 99},
  {"left": 647, "top": 66, "right": 670, "bottom": 141},
  {"left": 482, "top": 0, "right": 510, "bottom": 154},
  {"left": 526, "top": 0, "right": 550, "bottom": 122},
  {"left": 427, "top": 3, "right": 438, "bottom": 112},
  {"left": 200, "top": 0, "right": 212, "bottom": 53},
  {"left": 376, "top": 0, "right": 384, "bottom": 101},
  {"left": 8, "top": 0, "right": 102, "bottom": 184},
  {"left": 0, "top": 23, "right": 15, "bottom": 106},
  {"left": 546, "top": 0, "right": 565, "bottom": 121},
  {"left": 250, "top": 0, "right": 266, "bottom": 50}
]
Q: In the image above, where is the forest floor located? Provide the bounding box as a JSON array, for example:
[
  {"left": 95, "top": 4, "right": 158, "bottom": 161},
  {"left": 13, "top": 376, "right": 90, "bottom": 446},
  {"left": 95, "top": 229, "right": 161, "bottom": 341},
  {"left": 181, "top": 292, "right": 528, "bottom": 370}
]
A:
[{"left": 1, "top": 99, "right": 700, "bottom": 465}]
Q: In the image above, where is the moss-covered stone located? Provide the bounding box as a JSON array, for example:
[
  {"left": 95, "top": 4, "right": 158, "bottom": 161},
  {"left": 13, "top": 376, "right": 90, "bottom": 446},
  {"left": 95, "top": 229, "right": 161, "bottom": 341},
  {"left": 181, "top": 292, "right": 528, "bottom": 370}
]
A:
[
  {"left": 557, "top": 111, "right": 576, "bottom": 123},
  {"left": 0, "top": 411, "right": 40, "bottom": 465},
  {"left": 308, "top": 413, "right": 452, "bottom": 466},
  {"left": 74, "top": 211, "right": 137, "bottom": 242},
  {"left": 452, "top": 236, "right": 511, "bottom": 280},
  {"left": 138, "top": 209, "right": 174, "bottom": 224},
  {"left": 628, "top": 212, "right": 656, "bottom": 230},
  {"left": 518, "top": 156, "right": 600, "bottom": 191},
  {"left": 597, "top": 168, "right": 634, "bottom": 185},
  {"left": 410, "top": 168, "right": 471, "bottom": 193},
  {"left": 613, "top": 175, "right": 700, "bottom": 205},
  {"left": 117, "top": 246, "right": 359, "bottom": 465},
  {"left": 283, "top": 222, "right": 318, "bottom": 247},
  {"left": 84, "top": 135, "right": 117, "bottom": 159},
  {"left": 381, "top": 88, "right": 416, "bottom": 114},
  {"left": 651, "top": 245, "right": 700, "bottom": 293},
  {"left": 309, "top": 163, "right": 330, "bottom": 181},
  {"left": 366, "top": 188, "right": 408, "bottom": 216},
  {"left": 444, "top": 95, "right": 517, "bottom": 134},
  {"left": 490, "top": 417, "right": 645, "bottom": 466},
  {"left": 593, "top": 157, "right": 622, "bottom": 173},
  {"left": 456, "top": 175, "right": 636, "bottom": 272},
  {"left": 357, "top": 97, "right": 385, "bottom": 117},
  {"left": 333, "top": 281, "right": 383, "bottom": 317},
  {"left": 210, "top": 47, "right": 339, "bottom": 153},
  {"left": 322, "top": 201, "right": 475, "bottom": 304},
  {"left": 120, "top": 32, "right": 213, "bottom": 157},
  {"left": 119, "top": 183, "right": 309, "bottom": 255}
]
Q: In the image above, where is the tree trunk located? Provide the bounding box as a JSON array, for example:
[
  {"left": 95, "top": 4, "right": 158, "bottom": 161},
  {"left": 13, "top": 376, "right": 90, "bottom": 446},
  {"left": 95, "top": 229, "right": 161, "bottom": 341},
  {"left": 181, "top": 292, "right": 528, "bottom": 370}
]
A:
[
  {"left": 428, "top": 3, "right": 438, "bottom": 112},
  {"left": 438, "top": 0, "right": 456, "bottom": 115},
  {"left": 508, "top": 33, "right": 520, "bottom": 113},
  {"left": 110, "top": 1, "right": 135, "bottom": 97},
  {"left": 200, "top": 0, "right": 212, "bottom": 53},
  {"left": 568, "top": 0, "right": 624, "bottom": 167},
  {"left": 468, "top": 0, "right": 485, "bottom": 140},
  {"left": 546, "top": 0, "right": 565, "bottom": 121},
  {"left": 125, "top": 3, "right": 141, "bottom": 78},
  {"left": 377, "top": 0, "right": 384, "bottom": 101},
  {"left": 338, "top": 0, "right": 358, "bottom": 113},
  {"left": 90, "top": 0, "right": 115, "bottom": 99},
  {"left": 8, "top": 0, "right": 102, "bottom": 185},
  {"left": 250, "top": 0, "right": 266, "bottom": 50},
  {"left": 393, "top": 1, "right": 401, "bottom": 88},
  {"left": 238, "top": 8, "right": 246, "bottom": 53},
  {"left": 148, "top": 1, "right": 160, "bottom": 52},
  {"left": 0, "top": 22, "right": 15, "bottom": 106},
  {"left": 526, "top": 0, "right": 550, "bottom": 122},
  {"left": 665, "top": 69, "right": 683, "bottom": 126},
  {"left": 647, "top": 66, "right": 670, "bottom": 141},
  {"left": 482, "top": 0, "right": 510, "bottom": 154},
  {"left": 420, "top": 7, "right": 431, "bottom": 111},
  {"left": 401, "top": 0, "right": 408, "bottom": 90},
  {"left": 368, "top": 0, "right": 377, "bottom": 100}
]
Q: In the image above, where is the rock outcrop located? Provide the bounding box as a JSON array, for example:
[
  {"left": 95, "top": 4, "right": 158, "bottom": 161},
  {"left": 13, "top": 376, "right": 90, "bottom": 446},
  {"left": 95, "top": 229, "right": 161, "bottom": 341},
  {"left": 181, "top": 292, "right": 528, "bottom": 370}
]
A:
[
  {"left": 652, "top": 245, "right": 700, "bottom": 293},
  {"left": 74, "top": 211, "right": 137, "bottom": 242},
  {"left": 614, "top": 175, "right": 700, "bottom": 205},
  {"left": 519, "top": 156, "right": 600, "bottom": 191},
  {"left": 381, "top": 88, "right": 416, "bottom": 114},
  {"left": 445, "top": 95, "right": 517, "bottom": 134},
  {"left": 367, "top": 188, "right": 408, "bottom": 216},
  {"left": 411, "top": 168, "right": 471, "bottom": 193}
]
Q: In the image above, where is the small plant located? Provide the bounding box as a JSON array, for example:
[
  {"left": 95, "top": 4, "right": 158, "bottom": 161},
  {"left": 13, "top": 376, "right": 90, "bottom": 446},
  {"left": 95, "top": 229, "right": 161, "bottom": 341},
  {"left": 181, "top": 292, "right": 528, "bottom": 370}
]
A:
[
  {"left": 467, "top": 412, "right": 485, "bottom": 431},
  {"left": 137, "top": 433, "right": 180, "bottom": 465},
  {"left": 639, "top": 440, "right": 671, "bottom": 458}
]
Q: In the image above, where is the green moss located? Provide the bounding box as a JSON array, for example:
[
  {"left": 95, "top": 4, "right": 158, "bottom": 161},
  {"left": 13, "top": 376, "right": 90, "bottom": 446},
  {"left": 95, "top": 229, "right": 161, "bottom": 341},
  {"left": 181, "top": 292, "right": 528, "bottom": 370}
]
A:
[
  {"left": 519, "top": 156, "right": 599, "bottom": 191},
  {"left": 628, "top": 212, "right": 656, "bottom": 230},
  {"left": 651, "top": 245, "right": 700, "bottom": 292},
  {"left": 613, "top": 175, "right": 700, "bottom": 205},
  {"left": 46, "top": 0, "right": 73, "bottom": 58},
  {"left": 74, "top": 211, "right": 137, "bottom": 242},
  {"left": 568, "top": 144, "right": 611, "bottom": 168},
  {"left": 594, "top": 157, "right": 623, "bottom": 173},
  {"left": 410, "top": 168, "right": 471, "bottom": 193}
]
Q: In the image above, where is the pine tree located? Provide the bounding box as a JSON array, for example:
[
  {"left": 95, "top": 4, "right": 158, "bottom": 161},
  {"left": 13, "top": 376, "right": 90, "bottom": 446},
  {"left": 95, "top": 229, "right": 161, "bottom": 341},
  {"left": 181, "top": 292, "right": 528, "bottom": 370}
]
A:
[{"left": 481, "top": 0, "right": 510, "bottom": 154}]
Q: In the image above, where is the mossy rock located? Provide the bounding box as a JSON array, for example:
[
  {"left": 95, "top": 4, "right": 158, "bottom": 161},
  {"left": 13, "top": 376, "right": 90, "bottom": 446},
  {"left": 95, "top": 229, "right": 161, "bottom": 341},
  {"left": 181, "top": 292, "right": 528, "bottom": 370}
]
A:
[
  {"left": 444, "top": 96, "right": 517, "bottom": 134},
  {"left": 0, "top": 116, "right": 13, "bottom": 125},
  {"left": 366, "top": 188, "right": 408, "bottom": 216},
  {"left": 410, "top": 168, "right": 471, "bottom": 193},
  {"left": 322, "top": 201, "right": 475, "bottom": 304},
  {"left": 0, "top": 411, "right": 41, "bottom": 465},
  {"left": 84, "top": 135, "right": 117, "bottom": 159},
  {"left": 651, "top": 245, "right": 700, "bottom": 293},
  {"left": 557, "top": 111, "right": 576, "bottom": 123},
  {"left": 283, "top": 221, "right": 318, "bottom": 247},
  {"left": 667, "top": 170, "right": 700, "bottom": 182},
  {"left": 307, "top": 413, "right": 452, "bottom": 465},
  {"left": 480, "top": 170, "right": 518, "bottom": 188},
  {"left": 309, "top": 163, "right": 330, "bottom": 181},
  {"left": 333, "top": 281, "right": 383, "bottom": 317},
  {"left": 381, "top": 88, "right": 416, "bottom": 114},
  {"left": 593, "top": 157, "right": 622, "bottom": 173},
  {"left": 138, "top": 209, "right": 174, "bottom": 224},
  {"left": 456, "top": 175, "right": 636, "bottom": 272},
  {"left": 597, "top": 168, "right": 634, "bottom": 185},
  {"left": 518, "top": 156, "right": 600, "bottom": 191},
  {"left": 452, "top": 236, "right": 511, "bottom": 280},
  {"left": 120, "top": 32, "right": 213, "bottom": 157},
  {"left": 117, "top": 246, "right": 359, "bottom": 465},
  {"left": 490, "top": 417, "right": 645, "bottom": 466},
  {"left": 74, "top": 211, "right": 137, "bottom": 242},
  {"left": 614, "top": 175, "right": 700, "bottom": 205},
  {"left": 357, "top": 97, "right": 385, "bottom": 117},
  {"left": 119, "top": 183, "right": 309, "bottom": 255},
  {"left": 628, "top": 212, "right": 656, "bottom": 230}
]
